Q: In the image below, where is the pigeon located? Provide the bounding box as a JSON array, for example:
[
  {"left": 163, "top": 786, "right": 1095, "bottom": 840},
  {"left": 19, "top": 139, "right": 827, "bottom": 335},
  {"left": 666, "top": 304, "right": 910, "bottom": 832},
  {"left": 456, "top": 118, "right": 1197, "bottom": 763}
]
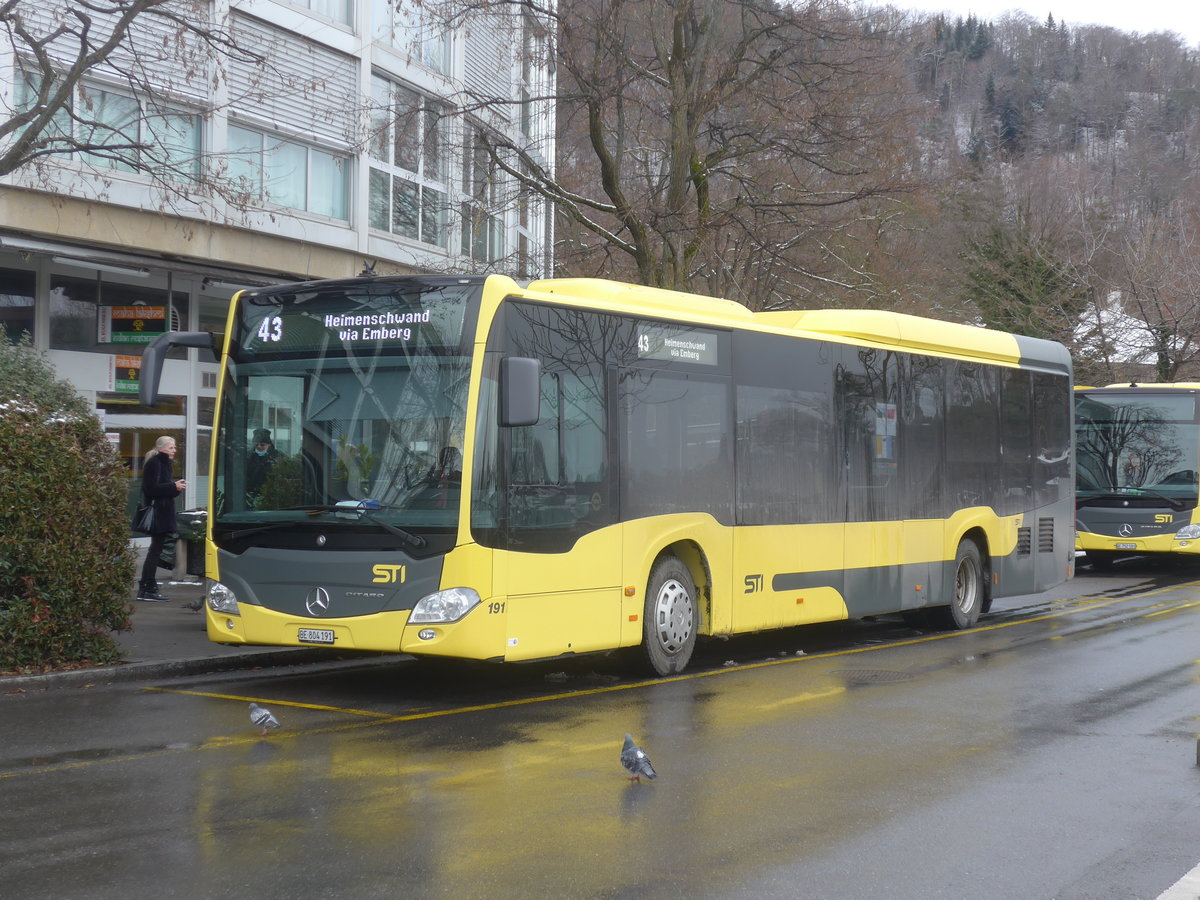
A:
[
  {"left": 249, "top": 702, "right": 282, "bottom": 736},
  {"left": 621, "top": 733, "right": 656, "bottom": 781}
]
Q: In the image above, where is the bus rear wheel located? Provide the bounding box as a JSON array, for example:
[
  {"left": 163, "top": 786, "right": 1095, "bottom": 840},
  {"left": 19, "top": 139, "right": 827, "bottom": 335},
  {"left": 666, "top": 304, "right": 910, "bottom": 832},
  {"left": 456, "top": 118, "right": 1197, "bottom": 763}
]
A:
[
  {"left": 641, "top": 556, "right": 698, "bottom": 676},
  {"left": 932, "top": 540, "right": 985, "bottom": 630}
]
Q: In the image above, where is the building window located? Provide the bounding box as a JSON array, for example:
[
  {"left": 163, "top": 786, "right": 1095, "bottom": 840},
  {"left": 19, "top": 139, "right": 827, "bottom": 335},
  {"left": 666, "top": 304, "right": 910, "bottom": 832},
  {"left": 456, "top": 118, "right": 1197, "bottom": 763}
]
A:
[
  {"left": 17, "top": 73, "right": 200, "bottom": 181},
  {"left": 371, "top": 0, "right": 451, "bottom": 74},
  {"left": 367, "top": 77, "right": 449, "bottom": 248},
  {"left": 227, "top": 124, "right": 349, "bottom": 221},
  {"left": 519, "top": 14, "right": 547, "bottom": 141},
  {"left": 13, "top": 70, "right": 71, "bottom": 141},
  {"left": 0, "top": 267, "right": 36, "bottom": 343},
  {"left": 289, "top": 0, "right": 352, "bottom": 26},
  {"left": 461, "top": 127, "right": 504, "bottom": 263},
  {"left": 515, "top": 162, "right": 540, "bottom": 278}
]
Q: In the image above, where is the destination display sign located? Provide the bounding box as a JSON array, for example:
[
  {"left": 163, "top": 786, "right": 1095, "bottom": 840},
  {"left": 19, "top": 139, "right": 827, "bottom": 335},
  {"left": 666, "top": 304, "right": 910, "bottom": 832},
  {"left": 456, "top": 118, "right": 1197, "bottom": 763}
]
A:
[
  {"left": 635, "top": 325, "right": 719, "bottom": 366},
  {"left": 237, "top": 282, "right": 477, "bottom": 357}
]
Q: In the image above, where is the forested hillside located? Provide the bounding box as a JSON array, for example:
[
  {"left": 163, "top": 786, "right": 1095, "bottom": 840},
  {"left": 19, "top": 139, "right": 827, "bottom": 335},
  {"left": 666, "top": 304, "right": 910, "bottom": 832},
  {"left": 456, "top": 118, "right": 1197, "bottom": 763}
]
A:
[
  {"left": 549, "top": 1, "right": 1200, "bottom": 385},
  {"left": 908, "top": 11, "right": 1199, "bottom": 384}
]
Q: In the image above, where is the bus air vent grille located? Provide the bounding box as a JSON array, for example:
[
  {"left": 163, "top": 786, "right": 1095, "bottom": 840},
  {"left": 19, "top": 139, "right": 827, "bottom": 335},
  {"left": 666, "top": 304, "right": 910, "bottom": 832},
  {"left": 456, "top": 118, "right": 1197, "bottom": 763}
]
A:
[
  {"left": 1038, "top": 517, "right": 1055, "bottom": 553},
  {"left": 1015, "top": 526, "right": 1032, "bottom": 555}
]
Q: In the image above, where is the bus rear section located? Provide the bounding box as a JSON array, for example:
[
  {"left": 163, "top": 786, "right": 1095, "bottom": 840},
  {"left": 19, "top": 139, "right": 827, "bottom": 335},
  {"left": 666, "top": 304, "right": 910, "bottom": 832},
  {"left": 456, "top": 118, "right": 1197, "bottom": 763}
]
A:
[{"left": 1075, "top": 384, "right": 1200, "bottom": 568}]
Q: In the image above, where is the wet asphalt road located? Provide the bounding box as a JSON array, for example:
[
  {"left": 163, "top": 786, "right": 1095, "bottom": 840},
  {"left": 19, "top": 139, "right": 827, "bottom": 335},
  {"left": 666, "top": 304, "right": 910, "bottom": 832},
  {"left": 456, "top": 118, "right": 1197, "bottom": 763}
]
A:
[{"left": 3, "top": 556, "right": 1199, "bottom": 899}]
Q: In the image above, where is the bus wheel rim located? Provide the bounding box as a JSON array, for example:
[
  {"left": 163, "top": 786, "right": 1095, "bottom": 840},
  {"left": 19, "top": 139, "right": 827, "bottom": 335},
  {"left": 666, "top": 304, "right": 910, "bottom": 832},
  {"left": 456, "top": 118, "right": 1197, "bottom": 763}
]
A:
[
  {"left": 955, "top": 559, "right": 977, "bottom": 613},
  {"left": 653, "top": 578, "right": 693, "bottom": 654}
]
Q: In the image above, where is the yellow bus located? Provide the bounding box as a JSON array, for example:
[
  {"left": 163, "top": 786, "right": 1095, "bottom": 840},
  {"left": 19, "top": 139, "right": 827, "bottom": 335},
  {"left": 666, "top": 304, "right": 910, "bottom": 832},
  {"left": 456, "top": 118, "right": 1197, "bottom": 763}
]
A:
[
  {"left": 142, "top": 275, "right": 1074, "bottom": 675},
  {"left": 1075, "top": 383, "right": 1200, "bottom": 568}
]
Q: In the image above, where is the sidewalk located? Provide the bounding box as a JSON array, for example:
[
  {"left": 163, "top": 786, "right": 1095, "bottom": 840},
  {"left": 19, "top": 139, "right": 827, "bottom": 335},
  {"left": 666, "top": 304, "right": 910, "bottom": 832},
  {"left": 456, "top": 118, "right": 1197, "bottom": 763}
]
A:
[{"left": 1, "top": 550, "right": 380, "bottom": 690}]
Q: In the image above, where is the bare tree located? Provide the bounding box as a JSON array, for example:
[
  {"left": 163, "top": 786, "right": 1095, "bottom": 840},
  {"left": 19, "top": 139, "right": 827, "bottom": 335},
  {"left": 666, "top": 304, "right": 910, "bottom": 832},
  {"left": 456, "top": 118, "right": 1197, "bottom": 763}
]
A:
[
  {"left": 1109, "top": 202, "right": 1200, "bottom": 381},
  {"left": 441, "top": 0, "right": 920, "bottom": 308}
]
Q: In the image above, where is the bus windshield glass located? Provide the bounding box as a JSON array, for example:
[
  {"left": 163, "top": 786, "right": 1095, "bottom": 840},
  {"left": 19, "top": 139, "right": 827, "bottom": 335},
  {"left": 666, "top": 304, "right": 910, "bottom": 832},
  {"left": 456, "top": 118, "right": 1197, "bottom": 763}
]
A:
[
  {"left": 1075, "top": 392, "right": 1200, "bottom": 507},
  {"left": 211, "top": 278, "right": 481, "bottom": 550}
]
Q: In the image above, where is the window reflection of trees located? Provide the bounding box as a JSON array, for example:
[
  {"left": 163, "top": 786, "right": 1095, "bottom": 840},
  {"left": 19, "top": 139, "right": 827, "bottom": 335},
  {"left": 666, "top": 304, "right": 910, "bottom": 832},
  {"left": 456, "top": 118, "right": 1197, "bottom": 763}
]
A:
[
  {"left": 1075, "top": 402, "right": 1185, "bottom": 491},
  {"left": 223, "top": 283, "right": 473, "bottom": 518},
  {"left": 839, "top": 348, "right": 900, "bottom": 522},
  {"left": 499, "top": 303, "right": 621, "bottom": 544}
]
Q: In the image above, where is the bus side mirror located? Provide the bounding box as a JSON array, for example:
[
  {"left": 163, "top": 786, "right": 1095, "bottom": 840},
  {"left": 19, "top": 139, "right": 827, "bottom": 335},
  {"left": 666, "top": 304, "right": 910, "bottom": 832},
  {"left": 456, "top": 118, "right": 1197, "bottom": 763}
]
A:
[
  {"left": 500, "top": 357, "right": 540, "bottom": 427},
  {"left": 140, "top": 331, "right": 220, "bottom": 406}
]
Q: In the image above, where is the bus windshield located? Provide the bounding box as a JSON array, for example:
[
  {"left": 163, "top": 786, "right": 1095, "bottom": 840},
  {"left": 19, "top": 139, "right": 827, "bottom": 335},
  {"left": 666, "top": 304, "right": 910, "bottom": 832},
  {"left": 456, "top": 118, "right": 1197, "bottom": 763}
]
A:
[
  {"left": 211, "top": 278, "right": 480, "bottom": 550},
  {"left": 1075, "top": 392, "right": 1200, "bottom": 507}
]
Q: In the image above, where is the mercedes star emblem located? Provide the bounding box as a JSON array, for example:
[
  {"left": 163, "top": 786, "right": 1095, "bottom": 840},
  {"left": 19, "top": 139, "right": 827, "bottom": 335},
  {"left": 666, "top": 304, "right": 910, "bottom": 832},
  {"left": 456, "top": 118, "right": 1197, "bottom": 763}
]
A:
[{"left": 305, "top": 587, "right": 331, "bottom": 616}]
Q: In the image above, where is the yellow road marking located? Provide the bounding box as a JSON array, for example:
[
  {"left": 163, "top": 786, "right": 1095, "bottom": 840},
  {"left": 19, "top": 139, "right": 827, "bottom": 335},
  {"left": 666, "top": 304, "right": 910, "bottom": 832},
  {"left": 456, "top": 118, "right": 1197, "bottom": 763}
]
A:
[{"left": 140, "top": 687, "right": 397, "bottom": 718}]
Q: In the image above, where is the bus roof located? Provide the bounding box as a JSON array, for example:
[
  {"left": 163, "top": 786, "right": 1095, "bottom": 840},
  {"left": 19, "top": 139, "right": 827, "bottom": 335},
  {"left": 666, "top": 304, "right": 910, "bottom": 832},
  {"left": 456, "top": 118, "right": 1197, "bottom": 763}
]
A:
[
  {"left": 525, "top": 277, "right": 754, "bottom": 321},
  {"left": 759, "top": 308, "right": 1023, "bottom": 364},
  {"left": 522, "top": 277, "right": 1068, "bottom": 371}
]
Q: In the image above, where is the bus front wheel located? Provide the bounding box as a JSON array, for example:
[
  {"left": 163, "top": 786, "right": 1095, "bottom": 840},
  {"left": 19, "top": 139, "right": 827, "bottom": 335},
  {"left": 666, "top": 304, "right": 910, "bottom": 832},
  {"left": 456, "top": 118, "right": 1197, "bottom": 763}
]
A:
[
  {"left": 932, "top": 540, "right": 985, "bottom": 630},
  {"left": 641, "top": 556, "right": 698, "bottom": 676}
]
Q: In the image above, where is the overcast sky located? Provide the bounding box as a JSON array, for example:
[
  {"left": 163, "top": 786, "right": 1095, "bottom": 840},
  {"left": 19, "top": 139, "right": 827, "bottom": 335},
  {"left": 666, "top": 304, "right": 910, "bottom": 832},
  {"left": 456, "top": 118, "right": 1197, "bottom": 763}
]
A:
[{"left": 891, "top": 1, "right": 1200, "bottom": 46}]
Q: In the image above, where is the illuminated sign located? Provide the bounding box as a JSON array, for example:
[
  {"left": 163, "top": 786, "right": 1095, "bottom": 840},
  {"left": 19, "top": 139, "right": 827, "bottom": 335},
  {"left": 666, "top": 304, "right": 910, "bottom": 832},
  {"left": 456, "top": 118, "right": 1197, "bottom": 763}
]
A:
[
  {"left": 98, "top": 306, "right": 166, "bottom": 345},
  {"left": 114, "top": 354, "right": 142, "bottom": 394},
  {"left": 636, "top": 325, "right": 719, "bottom": 366},
  {"left": 237, "top": 282, "right": 476, "bottom": 357}
]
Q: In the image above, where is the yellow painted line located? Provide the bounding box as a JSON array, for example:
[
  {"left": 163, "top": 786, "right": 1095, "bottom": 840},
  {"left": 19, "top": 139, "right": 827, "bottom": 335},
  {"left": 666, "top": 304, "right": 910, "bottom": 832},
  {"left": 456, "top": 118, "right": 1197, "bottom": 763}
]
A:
[
  {"left": 4, "top": 584, "right": 1199, "bottom": 781},
  {"left": 1145, "top": 599, "right": 1200, "bottom": 618},
  {"left": 141, "top": 686, "right": 397, "bottom": 718}
]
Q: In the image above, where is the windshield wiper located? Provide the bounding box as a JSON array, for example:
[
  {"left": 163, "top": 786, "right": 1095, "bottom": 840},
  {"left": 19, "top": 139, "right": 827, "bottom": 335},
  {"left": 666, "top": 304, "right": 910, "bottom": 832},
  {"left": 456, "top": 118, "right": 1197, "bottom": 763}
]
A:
[
  {"left": 220, "top": 521, "right": 310, "bottom": 540},
  {"left": 287, "top": 504, "right": 428, "bottom": 549}
]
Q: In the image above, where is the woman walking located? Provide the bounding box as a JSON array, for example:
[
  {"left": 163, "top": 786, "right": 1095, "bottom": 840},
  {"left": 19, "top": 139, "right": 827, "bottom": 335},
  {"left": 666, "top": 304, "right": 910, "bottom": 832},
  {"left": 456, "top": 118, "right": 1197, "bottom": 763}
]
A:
[{"left": 138, "top": 435, "right": 186, "bottom": 601}]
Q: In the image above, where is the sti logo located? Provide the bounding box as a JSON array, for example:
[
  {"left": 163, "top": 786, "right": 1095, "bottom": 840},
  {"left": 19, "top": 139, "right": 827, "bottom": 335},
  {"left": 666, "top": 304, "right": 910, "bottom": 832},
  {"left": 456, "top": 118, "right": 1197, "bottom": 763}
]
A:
[
  {"left": 1155, "top": 514, "right": 1174, "bottom": 524},
  {"left": 372, "top": 564, "right": 407, "bottom": 584}
]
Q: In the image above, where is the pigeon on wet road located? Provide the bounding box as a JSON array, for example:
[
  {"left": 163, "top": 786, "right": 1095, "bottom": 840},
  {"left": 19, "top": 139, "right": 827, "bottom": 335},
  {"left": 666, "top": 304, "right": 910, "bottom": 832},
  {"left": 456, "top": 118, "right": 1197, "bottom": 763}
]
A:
[
  {"left": 621, "top": 733, "right": 656, "bottom": 781},
  {"left": 250, "top": 702, "right": 281, "bottom": 736}
]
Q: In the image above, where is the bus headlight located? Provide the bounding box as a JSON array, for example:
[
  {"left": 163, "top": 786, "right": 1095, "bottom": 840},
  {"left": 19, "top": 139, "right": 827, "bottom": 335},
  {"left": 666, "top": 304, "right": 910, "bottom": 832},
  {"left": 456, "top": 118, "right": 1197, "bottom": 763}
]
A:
[
  {"left": 409, "top": 587, "right": 480, "bottom": 624},
  {"left": 1177, "top": 525, "right": 1200, "bottom": 540},
  {"left": 207, "top": 580, "right": 240, "bottom": 615}
]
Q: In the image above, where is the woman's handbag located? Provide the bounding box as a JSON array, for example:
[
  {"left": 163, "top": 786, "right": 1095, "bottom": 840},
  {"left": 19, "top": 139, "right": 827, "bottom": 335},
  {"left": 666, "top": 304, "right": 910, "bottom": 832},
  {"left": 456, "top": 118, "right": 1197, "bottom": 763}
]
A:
[{"left": 132, "top": 503, "right": 156, "bottom": 535}]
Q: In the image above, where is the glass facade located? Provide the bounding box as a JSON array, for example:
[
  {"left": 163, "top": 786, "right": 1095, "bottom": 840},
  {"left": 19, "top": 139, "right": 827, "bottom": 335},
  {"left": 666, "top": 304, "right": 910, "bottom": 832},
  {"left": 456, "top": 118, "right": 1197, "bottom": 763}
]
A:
[
  {"left": 0, "top": 268, "right": 35, "bottom": 342},
  {"left": 0, "top": 258, "right": 216, "bottom": 534},
  {"left": 49, "top": 273, "right": 188, "bottom": 357}
]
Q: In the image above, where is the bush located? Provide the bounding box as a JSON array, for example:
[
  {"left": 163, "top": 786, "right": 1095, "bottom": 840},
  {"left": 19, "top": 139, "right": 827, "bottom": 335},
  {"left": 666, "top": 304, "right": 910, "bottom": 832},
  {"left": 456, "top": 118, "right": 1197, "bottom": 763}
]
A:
[{"left": 0, "top": 338, "right": 133, "bottom": 672}]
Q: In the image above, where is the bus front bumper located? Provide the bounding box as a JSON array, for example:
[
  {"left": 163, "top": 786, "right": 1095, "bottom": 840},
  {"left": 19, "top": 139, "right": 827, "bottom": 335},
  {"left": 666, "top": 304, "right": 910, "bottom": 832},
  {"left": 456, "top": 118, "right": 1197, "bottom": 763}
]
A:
[
  {"left": 1075, "top": 530, "right": 1200, "bottom": 556},
  {"left": 205, "top": 599, "right": 507, "bottom": 661}
]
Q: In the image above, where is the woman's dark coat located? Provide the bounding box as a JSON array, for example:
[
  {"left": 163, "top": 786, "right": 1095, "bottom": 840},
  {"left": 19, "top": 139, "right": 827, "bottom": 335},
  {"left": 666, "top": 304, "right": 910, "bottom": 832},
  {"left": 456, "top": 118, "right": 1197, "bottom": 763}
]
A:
[{"left": 142, "top": 452, "right": 180, "bottom": 534}]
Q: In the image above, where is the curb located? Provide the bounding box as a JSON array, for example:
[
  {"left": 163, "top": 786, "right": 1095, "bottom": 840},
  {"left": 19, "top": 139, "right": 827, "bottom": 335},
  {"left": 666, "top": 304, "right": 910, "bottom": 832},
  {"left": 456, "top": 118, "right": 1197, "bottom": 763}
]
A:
[{"left": 0, "top": 648, "right": 388, "bottom": 691}]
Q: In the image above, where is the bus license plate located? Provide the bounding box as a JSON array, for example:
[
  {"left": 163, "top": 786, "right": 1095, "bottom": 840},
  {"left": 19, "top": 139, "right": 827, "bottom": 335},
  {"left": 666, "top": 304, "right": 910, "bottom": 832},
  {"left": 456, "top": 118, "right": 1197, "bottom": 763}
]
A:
[
  {"left": 298, "top": 628, "right": 335, "bottom": 645},
  {"left": 1115, "top": 543, "right": 1137, "bottom": 550}
]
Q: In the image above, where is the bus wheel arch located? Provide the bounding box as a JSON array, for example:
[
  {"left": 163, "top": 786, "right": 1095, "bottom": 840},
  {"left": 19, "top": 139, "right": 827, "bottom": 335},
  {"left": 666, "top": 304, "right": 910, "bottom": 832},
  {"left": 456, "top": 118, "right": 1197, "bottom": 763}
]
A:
[
  {"left": 640, "top": 544, "right": 705, "bottom": 676},
  {"left": 933, "top": 532, "right": 989, "bottom": 629}
]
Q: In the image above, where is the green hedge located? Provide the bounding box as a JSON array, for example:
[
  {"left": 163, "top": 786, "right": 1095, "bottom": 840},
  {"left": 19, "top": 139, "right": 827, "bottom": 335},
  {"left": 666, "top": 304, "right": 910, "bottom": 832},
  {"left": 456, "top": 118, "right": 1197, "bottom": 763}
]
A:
[{"left": 0, "top": 338, "right": 133, "bottom": 672}]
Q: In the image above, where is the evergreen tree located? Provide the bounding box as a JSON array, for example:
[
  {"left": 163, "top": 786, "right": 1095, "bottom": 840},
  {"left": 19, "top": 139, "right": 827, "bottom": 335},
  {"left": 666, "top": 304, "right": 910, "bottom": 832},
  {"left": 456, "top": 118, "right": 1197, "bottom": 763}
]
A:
[{"left": 0, "top": 339, "right": 133, "bottom": 672}]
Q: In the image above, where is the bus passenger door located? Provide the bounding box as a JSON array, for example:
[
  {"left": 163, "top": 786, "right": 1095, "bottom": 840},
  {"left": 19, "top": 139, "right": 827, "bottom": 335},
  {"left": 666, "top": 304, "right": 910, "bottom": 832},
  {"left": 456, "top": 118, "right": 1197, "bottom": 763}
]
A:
[
  {"left": 838, "top": 350, "right": 903, "bottom": 617},
  {"left": 900, "top": 357, "right": 946, "bottom": 612},
  {"left": 494, "top": 364, "right": 623, "bottom": 661}
]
